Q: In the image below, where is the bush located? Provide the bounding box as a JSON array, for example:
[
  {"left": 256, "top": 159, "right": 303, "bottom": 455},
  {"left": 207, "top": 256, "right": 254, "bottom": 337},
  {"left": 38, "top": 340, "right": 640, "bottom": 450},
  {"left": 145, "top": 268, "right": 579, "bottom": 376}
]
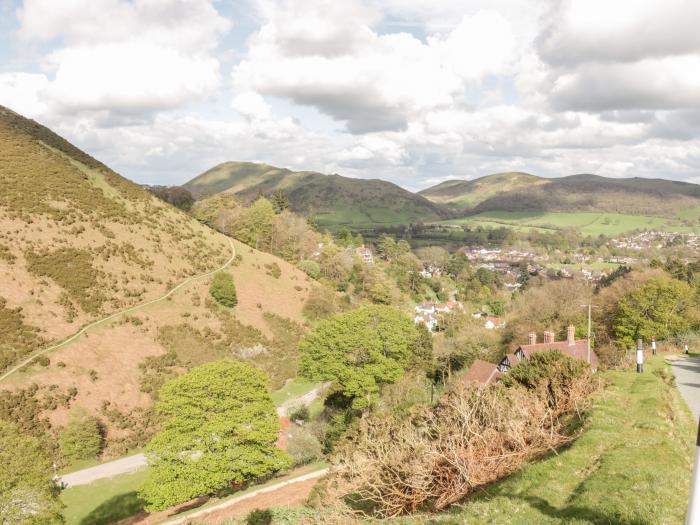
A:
[
  {"left": 209, "top": 271, "right": 237, "bottom": 307},
  {"left": 265, "top": 262, "right": 282, "bottom": 279},
  {"left": 326, "top": 352, "right": 600, "bottom": 517},
  {"left": 302, "top": 286, "right": 337, "bottom": 320},
  {"left": 59, "top": 415, "right": 103, "bottom": 461},
  {"left": 299, "top": 260, "right": 321, "bottom": 279},
  {"left": 246, "top": 509, "right": 273, "bottom": 525},
  {"left": 287, "top": 426, "right": 323, "bottom": 466},
  {"left": 36, "top": 355, "right": 50, "bottom": 367},
  {"left": 289, "top": 405, "right": 309, "bottom": 422}
]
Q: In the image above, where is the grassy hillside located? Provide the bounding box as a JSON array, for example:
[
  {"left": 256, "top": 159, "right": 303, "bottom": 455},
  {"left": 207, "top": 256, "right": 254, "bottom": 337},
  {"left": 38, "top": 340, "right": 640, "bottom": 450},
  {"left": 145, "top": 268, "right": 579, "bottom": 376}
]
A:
[
  {"left": 0, "top": 107, "right": 314, "bottom": 456},
  {"left": 441, "top": 210, "right": 700, "bottom": 236},
  {"left": 185, "top": 161, "right": 447, "bottom": 229},
  {"left": 421, "top": 172, "right": 700, "bottom": 217}
]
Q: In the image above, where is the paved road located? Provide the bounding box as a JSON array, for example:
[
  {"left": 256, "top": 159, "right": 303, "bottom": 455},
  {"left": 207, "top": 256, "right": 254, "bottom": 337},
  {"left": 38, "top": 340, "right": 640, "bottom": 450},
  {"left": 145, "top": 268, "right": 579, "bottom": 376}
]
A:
[
  {"left": 670, "top": 355, "right": 700, "bottom": 422},
  {"left": 60, "top": 453, "right": 146, "bottom": 488},
  {"left": 0, "top": 238, "right": 236, "bottom": 383}
]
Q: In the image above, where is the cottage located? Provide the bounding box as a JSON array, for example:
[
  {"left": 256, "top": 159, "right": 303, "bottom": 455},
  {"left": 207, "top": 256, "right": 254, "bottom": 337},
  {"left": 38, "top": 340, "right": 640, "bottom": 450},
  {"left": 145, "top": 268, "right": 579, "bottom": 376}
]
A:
[
  {"left": 462, "top": 359, "right": 501, "bottom": 386},
  {"left": 514, "top": 325, "right": 598, "bottom": 369},
  {"left": 483, "top": 316, "right": 505, "bottom": 330},
  {"left": 355, "top": 245, "right": 374, "bottom": 264}
]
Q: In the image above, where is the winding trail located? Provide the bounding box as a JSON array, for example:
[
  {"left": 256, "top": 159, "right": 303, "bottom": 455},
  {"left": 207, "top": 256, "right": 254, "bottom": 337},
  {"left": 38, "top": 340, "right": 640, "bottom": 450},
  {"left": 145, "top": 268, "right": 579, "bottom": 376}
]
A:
[{"left": 0, "top": 238, "right": 236, "bottom": 384}]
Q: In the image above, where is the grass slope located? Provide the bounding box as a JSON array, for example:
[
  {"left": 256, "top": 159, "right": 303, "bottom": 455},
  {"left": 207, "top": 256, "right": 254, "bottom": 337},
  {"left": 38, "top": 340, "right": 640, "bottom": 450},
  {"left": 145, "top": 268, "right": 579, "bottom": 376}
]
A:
[
  {"left": 185, "top": 161, "right": 447, "bottom": 229},
  {"left": 421, "top": 172, "right": 700, "bottom": 218},
  {"left": 0, "top": 106, "right": 314, "bottom": 456},
  {"left": 403, "top": 356, "right": 694, "bottom": 524}
]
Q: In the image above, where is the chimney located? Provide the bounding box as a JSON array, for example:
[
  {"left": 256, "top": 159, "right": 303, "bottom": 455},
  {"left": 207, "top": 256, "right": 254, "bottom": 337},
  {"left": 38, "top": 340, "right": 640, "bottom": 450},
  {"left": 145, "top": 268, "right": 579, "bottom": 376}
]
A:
[
  {"left": 543, "top": 331, "right": 554, "bottom": 344},
  {"left": 528, "top": 332, "right": 536, "bottom": 345},
  {"left": 567, "top": 325, "right": 576, "bottom": 346}
]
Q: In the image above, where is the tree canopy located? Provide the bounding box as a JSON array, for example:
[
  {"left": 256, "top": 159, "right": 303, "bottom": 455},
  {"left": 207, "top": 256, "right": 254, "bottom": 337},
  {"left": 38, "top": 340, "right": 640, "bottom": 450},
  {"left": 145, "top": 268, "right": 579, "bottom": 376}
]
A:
[
  {"left": 0, "top": 420, "right": 63, "bottom": 524},
  {"left": 139, "top": 360, "right": 289, "bottom": 511},
  {"left": 209, "top": 271, "right": 237, "bottom": 307},
  {"left": 299, "top": 305, "right": 430, "bottom": 409},
  {"left": 613, "top": 278, "right": 698, "bottom": 348}
]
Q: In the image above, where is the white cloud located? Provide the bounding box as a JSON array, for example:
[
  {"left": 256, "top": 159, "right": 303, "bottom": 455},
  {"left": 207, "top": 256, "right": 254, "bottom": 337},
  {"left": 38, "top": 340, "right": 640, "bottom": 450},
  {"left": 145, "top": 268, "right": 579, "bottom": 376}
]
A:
[
  {"left": 233, "top": 1, "right": 515, "bottom": 133},
  {"left": 0, "top": 72, "right": 49, "bottom": 117}
]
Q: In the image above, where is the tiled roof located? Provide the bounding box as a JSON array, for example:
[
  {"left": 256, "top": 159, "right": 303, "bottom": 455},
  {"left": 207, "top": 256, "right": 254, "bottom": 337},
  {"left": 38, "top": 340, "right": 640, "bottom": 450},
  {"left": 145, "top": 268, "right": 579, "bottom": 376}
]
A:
[
  {"left": 517, "top": 339, "right": 599, "bottom": 367},
  {"left": 462, "top": 359, "right": 501, "bottom": 386}
]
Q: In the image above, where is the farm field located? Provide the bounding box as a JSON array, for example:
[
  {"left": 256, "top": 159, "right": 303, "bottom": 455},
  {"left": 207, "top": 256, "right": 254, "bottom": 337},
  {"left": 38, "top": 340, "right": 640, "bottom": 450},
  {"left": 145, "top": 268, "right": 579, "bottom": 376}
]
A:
[{"left": 440, "top": 210, "right": 700, "bottom": 236}]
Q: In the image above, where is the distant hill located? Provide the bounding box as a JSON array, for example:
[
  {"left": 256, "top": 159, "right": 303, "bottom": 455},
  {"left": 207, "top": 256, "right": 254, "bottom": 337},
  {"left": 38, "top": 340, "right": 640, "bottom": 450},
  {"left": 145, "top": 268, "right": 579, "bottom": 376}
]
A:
[
  {"left": 420, "top": 172, "right": 700, "bottom": 216},
  {"left": 0, "top": 106, "right": 314, "bottom": 454},
  {"left": 184, "top": 161, "right": 449, "bottom": 228}
]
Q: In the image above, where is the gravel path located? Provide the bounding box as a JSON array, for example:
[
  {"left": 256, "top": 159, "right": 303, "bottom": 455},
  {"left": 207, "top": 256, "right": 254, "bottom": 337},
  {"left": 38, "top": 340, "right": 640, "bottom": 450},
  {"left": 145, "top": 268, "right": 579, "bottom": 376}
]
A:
[{"left": 670, "top": 355, "right": 700, "bottom": 422}]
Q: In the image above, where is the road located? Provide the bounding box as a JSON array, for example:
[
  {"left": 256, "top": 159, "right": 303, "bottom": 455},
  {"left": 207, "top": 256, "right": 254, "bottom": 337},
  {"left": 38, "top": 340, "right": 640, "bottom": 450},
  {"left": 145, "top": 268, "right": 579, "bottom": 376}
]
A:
[
  {"left": 670, "top": 355, "right": 700, "bottom": 422},
  {"left": 0, "top": 238, "right": 236, "bottom": 383},
  {"left": 59, "top": 380, "right": 325, "bottom": 488},
  {"left": 161, "top": 467, "right": 330, "bottom": 525},
  {"left": 59, "top": 453, "right": 146, "bottom": 488}
]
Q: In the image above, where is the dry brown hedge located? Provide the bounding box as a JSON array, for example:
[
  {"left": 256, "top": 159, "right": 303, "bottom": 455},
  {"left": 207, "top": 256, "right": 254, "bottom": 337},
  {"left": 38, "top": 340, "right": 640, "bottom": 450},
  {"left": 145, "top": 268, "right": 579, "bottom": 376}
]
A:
[{"left": 323, "top": 352, "right": 601, "bottom": 517}]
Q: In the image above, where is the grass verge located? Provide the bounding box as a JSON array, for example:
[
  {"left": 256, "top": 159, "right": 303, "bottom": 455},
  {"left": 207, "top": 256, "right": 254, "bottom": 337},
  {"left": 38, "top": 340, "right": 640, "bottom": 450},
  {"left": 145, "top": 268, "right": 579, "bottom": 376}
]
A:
[{"left": 399, "top": 355, "right": 694, "bottom": 524}]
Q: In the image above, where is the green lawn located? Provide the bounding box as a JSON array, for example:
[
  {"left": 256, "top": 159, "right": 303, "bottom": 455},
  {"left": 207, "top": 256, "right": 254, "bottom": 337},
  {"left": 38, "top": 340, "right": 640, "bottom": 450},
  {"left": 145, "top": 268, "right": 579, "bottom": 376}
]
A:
[
  {"left": 440, "top": 211, "right": 700, "bottom": 236},
  {"left": 270, "top": 377, "right": 320, "bottom": 406},
  {"left": 399, "top": 355, "right": 694, "bottom": 524},
  {"left": 60, "top": 469, "right": 148, "bottom": 525}
]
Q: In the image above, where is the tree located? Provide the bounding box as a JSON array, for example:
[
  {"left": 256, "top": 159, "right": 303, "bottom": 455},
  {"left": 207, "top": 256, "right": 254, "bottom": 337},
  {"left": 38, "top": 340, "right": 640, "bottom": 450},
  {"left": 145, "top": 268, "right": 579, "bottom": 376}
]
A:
[
  {"left": 236, "top": 198, "right": 275, "bottom": 250},
  {"left": 0, "top": 420, "right": 64, "bottom": 524},
  {"left": 613, "top": 278, "right": 698, "bottom": 348},
  {"left": 270, "top": 190, "right": 289, "bottom": 214},
  {"left": 59, "top": 414, "right": 102, "bottom": 461},
  {"left": 139, "top": 360, "right": 289, "bottom": 511},
  {"left": 209, "top": 271, "right": 237, "bottom": 307},
  {"left": 299, "top": 306, "right": 427, "bottom": 409}
]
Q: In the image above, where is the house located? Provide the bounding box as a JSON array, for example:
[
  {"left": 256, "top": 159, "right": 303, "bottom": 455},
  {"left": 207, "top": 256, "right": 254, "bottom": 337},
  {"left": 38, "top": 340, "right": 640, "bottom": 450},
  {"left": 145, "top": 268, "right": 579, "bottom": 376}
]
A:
[
  {"left": 462, "top": 359, "right": 501, "bottom": 386},
  {"left": 415, "top": 302, "right": 436, "bottom": 315},
  {"left": 483, "top": 316, "right": 505, "bottom": 330},
  {"left": 414, "top": 313, "right": 438, "bottom": 332},
  {"left": 510, "top": 326, "right": 599, "bottom": 369},
  {"left": 355, "top": 245, "right": 374, "bottom": 264}
]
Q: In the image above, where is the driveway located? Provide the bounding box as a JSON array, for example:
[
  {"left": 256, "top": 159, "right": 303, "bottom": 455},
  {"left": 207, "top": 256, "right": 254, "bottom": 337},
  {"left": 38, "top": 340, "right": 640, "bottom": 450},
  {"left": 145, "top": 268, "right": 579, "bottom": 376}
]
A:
[{"left": 670, "top": 355, "right": 700, "bottom": 422}]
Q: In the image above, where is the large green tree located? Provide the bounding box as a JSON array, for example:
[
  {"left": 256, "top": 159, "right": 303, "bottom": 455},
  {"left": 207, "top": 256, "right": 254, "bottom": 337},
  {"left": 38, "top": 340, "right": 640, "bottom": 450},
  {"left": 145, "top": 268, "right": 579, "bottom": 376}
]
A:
[
  {"left": 299, "top": 305, "right": 430, "bottom": 409},
  {"left": 58, "top": 414, "right": 102, "bottom": 461},
  {"left": 0, "top": 420, "right": 63, "bottom": 524},
  {"left": 139, "top": 360, "right": 289, "bottom": 511},
  {"left": 613, "top": 278, "right": 698, "bottom": 348}
]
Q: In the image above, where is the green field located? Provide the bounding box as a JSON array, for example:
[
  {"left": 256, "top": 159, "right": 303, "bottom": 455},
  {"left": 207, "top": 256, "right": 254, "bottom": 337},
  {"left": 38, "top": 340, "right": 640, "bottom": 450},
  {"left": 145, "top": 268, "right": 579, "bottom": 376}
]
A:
[
  {"left": 401, "top": 355, "right": 694, "bottom": 524},
  {"left": 440, "top": 210, "right": 700, "bottom": 236}
]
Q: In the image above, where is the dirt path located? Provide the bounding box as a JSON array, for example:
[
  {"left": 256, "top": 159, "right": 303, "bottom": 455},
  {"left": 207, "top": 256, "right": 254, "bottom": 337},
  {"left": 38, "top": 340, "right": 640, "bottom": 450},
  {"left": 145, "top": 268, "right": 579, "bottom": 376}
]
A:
[
  {"left": 160, "top": 468, "right": 329, "bottom": 525},
  {"left": 0, "top": 238, "right": 236, "bottom": 384}
]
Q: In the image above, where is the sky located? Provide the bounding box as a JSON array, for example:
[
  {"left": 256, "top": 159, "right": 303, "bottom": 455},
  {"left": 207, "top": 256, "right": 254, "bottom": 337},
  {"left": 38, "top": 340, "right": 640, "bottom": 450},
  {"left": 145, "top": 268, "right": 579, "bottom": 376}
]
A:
[{"left": 1, "top": 0, "right": 700, "bottom": 191}]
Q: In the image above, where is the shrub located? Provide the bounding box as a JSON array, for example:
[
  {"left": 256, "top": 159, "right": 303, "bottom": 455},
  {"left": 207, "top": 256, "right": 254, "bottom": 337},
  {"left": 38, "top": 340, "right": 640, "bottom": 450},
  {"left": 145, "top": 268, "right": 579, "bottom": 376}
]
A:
[
  {"left": 303, "top": 286, "right": 337, "bottom": 321},
  {"left": 299, "top": 260, "right": 321, "bottom": 279},
  {"left": 36, "top": 355, "right": 50, "bottom": 367},
  {"left": 209, "top": 271, "right": 237, "bottom": 307},
  {"left": 59, "top": 415, "right": 103, "bottom": 461},
  {"left": 289, "top": 405, "right": 310, "bottom": 422},
  {"left": 264, "top": 262, "right": 282, "bottom": 279},
  {"left": 287, "top": 426, "right": 323, "bottom": 466},
  {"left": 246, "top": 509, "right": 273, "bottom": 525},
  {"left": 325, "top": 352, "right": 600, "bottom": 517}
]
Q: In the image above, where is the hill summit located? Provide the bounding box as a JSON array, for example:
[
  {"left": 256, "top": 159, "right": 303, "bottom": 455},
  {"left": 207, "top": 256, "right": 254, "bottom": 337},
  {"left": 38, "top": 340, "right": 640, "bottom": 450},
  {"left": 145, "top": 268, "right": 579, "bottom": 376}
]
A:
[
  {"left": 184, "top": 161, "right": 448, "bottom": 228},
  {"left": 420, "top": 172, "right": 700, "bottom": 215}
]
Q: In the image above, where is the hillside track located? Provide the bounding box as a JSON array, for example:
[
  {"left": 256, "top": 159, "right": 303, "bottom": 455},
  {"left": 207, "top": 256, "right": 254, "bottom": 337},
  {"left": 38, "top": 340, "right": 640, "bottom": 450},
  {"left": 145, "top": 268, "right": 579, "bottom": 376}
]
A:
[{"left": 0, "top": 238, "right": 236, "bottom": 384}]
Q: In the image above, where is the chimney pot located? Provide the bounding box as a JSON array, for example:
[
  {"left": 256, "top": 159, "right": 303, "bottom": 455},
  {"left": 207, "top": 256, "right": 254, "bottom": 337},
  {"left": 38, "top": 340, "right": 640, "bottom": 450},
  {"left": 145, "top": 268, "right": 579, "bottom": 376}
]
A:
[
  {"left": 543, "top": 331, "right": 554, "bottom": 344},
  {"left": 528, "top": 332, "right": 536, "bottom": 345}
]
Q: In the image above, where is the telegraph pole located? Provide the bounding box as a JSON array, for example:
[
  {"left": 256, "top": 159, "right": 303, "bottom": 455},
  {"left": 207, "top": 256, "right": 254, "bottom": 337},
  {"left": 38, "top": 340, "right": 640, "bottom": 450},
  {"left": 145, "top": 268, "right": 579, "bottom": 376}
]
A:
[
  {"left": 580, "top": 303, "right": 597, "bottom": 365},
  {"left": 687, "top": 418, "right": 700, "bottom": 524}
]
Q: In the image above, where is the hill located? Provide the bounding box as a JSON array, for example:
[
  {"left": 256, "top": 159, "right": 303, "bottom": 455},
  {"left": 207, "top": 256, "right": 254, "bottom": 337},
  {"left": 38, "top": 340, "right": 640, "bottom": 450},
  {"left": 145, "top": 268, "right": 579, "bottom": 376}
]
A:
[
  {"left": 184, "top": 161, "right": 448, "bottom": 228},
  {"left": 0, "top": 106, "right": 314, "bottom": 455},
  {"left": 420, "top": 172, "right": 700, "bottom": 216}
]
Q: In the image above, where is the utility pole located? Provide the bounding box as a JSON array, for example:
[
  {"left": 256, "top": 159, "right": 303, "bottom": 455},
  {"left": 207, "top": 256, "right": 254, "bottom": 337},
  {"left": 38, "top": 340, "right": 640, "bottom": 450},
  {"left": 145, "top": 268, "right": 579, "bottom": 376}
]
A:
[
  {"left": 686, "top": 418, "right": 700, "bottom": 524},
  {"left": 580, "top": 303, "right": 597, "bottom": 365},
  {"left": 636, "top": 338, "right": 644, "bottom": 373}
]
